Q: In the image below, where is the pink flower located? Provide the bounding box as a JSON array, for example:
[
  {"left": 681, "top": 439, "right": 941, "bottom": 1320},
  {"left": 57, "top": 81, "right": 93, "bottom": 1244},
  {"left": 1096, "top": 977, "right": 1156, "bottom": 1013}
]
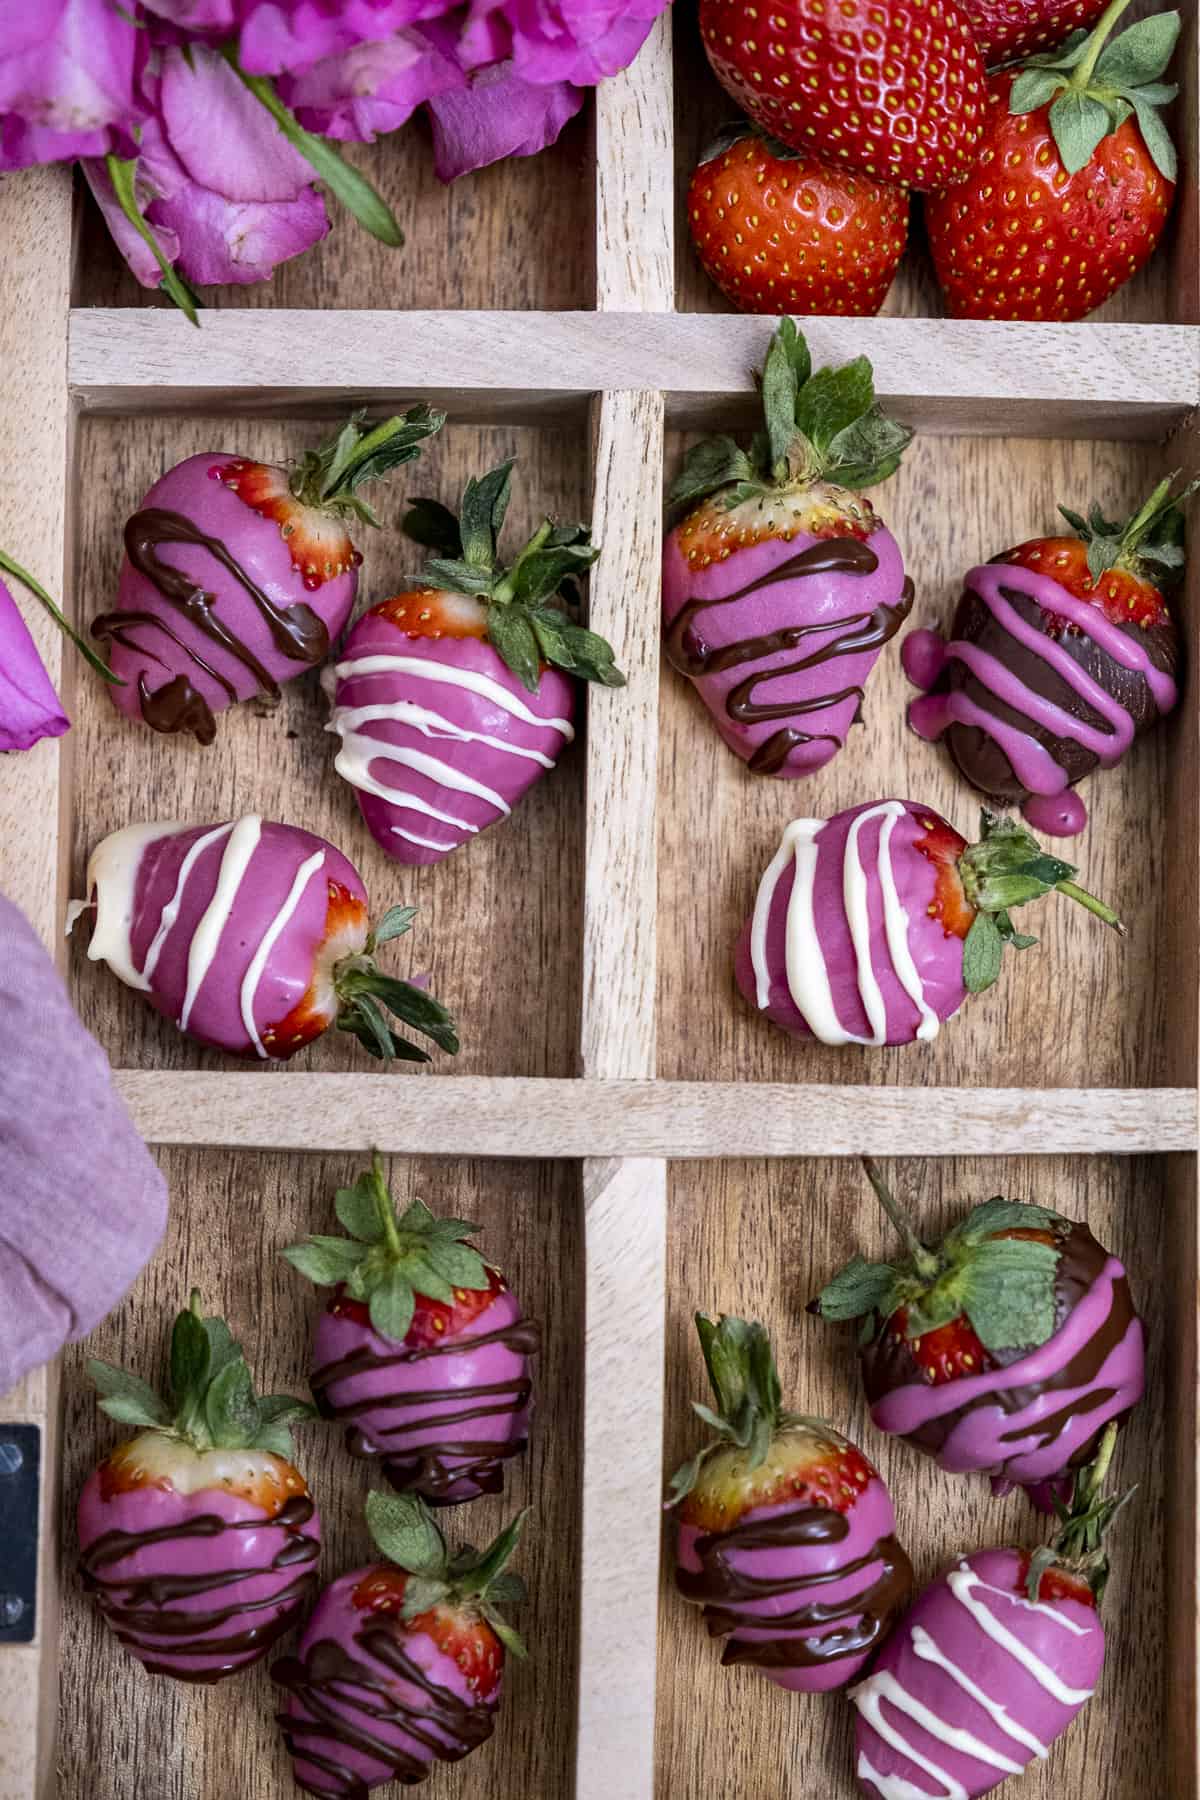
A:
[
  {"left": 236, "top": 0, "right": 451, "bottom": 75},
  {"left": 280, "top": 31, "right": 464, "bottom": 140},
  {"left": 458, "top": 0, "right": 668, "bottom": 87},
  {"left": 0, "top": 0, "right": 138, "bottom": 171},
  {"left": 426, "top": 56, "right": 582, "bottom": 179},
  {"left": 0, "top": 579, "right": 69, "bottom": 755},
  {"left": 83, "top": 44, "right": 329, "bottom": 288}
]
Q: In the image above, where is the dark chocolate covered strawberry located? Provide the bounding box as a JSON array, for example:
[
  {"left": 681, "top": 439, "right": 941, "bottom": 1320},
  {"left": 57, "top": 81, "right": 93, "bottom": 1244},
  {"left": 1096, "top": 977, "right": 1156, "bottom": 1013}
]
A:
[
  {"left": 812, "top": 1161, "right": 1145, "bottom": 1508},
  {"left": 664, "top": 319, "right": 913, "bottom": 778},
  {"left": 274, "top": 1490, "right": 527, "bottom": 1795},
  {"left": 78, "top": 1292, "right": 319, "bottom": 1683},
  {"left": 853, "top": 1426, "right": 1131, "bottom": 1798},
  {"left": 284, "top": 1153, "right": 539, "bottom": 1505},
  {"left": 70, "top": 815, "right": 457, "bottom": 1063},
  {"left": 906, "top": 477, "right": 1191, "bottom": 837},
  {"left": 92, "top": 408, "right": 444, "bottom": 745},
  {"left": 667, "top": 1315, "right": 912, "bottom": 1691}
]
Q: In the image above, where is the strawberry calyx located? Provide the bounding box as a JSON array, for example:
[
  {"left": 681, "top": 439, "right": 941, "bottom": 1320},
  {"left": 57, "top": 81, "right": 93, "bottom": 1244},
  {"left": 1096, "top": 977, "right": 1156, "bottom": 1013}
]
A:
[
  {"left": 812, "top": 1159, "right": 1070, "bottom": 1360},
  {"left": 956, "top": 808, "right": 1124, "bottom": 992},
  {"left": 668, "top": 318, "right": 912, "bottom": 523},
  {"left": 332, "top": 903, "right": 459, "bottom": 1064},
  {"left": 1025, "top": 1422, "right": 1135, "bottom": 1605},
  {"left": 283, "top": 1151, "right": 491, "bottom": 1345},
  {"left": 285, "top": 406, "right": 446, "bottom": 531},
  {"left": 399, "top": 460, "right": 623, "bottom": 696},
  {"left": 360, "top": 1489, "right": 529, "bottom": 1671},
  {"left": 87, "top": 1290, "right": 314, "bottom": 1460},
  {"left": 665, "top": 1313, "right": 827, "bottom": 1509},
  {"left": 1054, "top": 472, "right": 1197, "bottom": 609},
  {"left": 1008, "top": 0, "right": 1181, "bottom": 181}
]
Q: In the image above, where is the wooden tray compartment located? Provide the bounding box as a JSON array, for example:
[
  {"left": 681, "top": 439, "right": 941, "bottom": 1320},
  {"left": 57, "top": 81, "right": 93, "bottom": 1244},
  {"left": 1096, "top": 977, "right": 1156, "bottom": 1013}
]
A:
[
  {"left": 656, "top": 1153, "right": 1196, "bottom": 1800},
  {"left": 57, "top": 1150, "right": 583, "bottom": 1800}
]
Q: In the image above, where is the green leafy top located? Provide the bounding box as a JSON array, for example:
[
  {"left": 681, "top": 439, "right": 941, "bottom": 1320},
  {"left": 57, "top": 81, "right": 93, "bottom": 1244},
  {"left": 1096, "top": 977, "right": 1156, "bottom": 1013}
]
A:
[
  {"left": 401, "top": 460, "right": 625, "bottom": 695},
  {"left": 1008, "top": 0, "right": 1180, "bottom": 181},
  {"left": 812, "top": 1158, "right": 1069, "bottom": 1355},
  {"left": 290, "top": 407, "right": 447, "bottom": 528},
  {"left": 667, "top": 318, "right": 912, "bottom": 518},
  {"left": 665, "top": 1314, "right": 821, "bottom": 1507},
  {"left": 87, "top": 1290, "right": 314, "bottom": 1460},
  {"left": 955, "top": 809, "right": 1124, "bottom": 996},
  {"left": 1027, "top": 1422, "right": 1136, "bottom": 1605},
  {"left": 1058, "top": 471, "right": 1198, "bottom": 588},
  {"left": 333, "top": 903, "right": 460, "bottom": 1065},
  {"left": 365, "top": 1490, "right": 529, "bottom": 1658},
  {"left": 283, "top": 1151, "right": 490, "bottom": 1343}
]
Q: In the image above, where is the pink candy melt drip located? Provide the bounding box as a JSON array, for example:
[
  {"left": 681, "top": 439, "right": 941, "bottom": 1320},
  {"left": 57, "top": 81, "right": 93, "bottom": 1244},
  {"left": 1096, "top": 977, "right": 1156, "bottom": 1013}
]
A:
[{"left": 904, "top": 564, "right": 1178, "bottom": 839}]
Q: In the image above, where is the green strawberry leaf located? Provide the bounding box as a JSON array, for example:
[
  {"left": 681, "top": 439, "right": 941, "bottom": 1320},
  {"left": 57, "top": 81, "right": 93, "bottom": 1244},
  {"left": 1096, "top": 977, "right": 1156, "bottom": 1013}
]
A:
[
  {"left": 281, "top": 1235, "right": 367, "bottom": 1287},
  {"left": 459, "top": 1508, "right": 528, "bottom": 1596},
  {"left": 400, "top": 1576, "right": 452, "bottom": 1618},
  {"left": 1094, "top": 10, "right": 1180, "bottom": 86},
  {"left": 423, "top": 1238, "right": 489, "bottom": 1289},
  {"left": 424, "top": 555, "right": 494, "bottom": 597},
  {"left": 962, "top": 911, "right": 1005, "bottom": 994},
  {"left": 762, "top": 318, "right": 805, "bottom": 473},
  {"left": 485, "top": 1572, "right": 527, "bottom": 1607},
  {"left": 205, "top": 1356, "right": 259, "bottom": 1449},
  {"left": 335, "top": 1173, "right": 388, "bottom": 1244},
  {"left": 825, "top": 408, "right": 913, "bottom": 491},
  {"left": 949, "top": 1196, "right": 1064, "bottom": 1244},
  {"left": 959, "top": 1236, "right": 1060, "bottom": 1350},
  {"left": 1009, "top": 68, "right": 1068, "bottom": 112},
  {"left": 487, "top": 604, "right": 542, "bottom": 693},
  {"left": 811, "top": 1254, "right": 900, "bottom": 1321},
  {"left": 488, "top": 1616, "right": 529, "bottom": 1660},
  {"left": 460, "top": 460, "right": 514, "bottom": 569},
  {"left": 667, "top": 436, "right": 759, "bottom": 512},
  {"left": 1129, "top": 91, "right": 1177, "bottom": 179},
  {"left": 367, "top": 1490, "right": 448, "bottom": 1576},
  {"left": 169, "top": 1302, "right": 211, "bottom": 1414},
  {"left": 371, "top": 905, "right": 418, "bottom": 948},
  {"left": 793, "top": 358, "right": 874, "bottom": 460},
  {"left": 403, "top": 498, "right": 463, "bottom": 559},
  {"left": 86, "top": 1358, "right": 171, "bottom": 1426},
  {"left": 1048, "top": 91, "right": 1113, "bottom": 174},
  {"left": 369, "top": 1264, "right": 417, "bottom": 1343}
]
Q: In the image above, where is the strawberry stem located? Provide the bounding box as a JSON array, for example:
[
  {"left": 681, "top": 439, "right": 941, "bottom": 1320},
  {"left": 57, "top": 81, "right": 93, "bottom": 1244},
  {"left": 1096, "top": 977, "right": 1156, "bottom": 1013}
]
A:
[
  {"left": 370, "top": 1152, "right": 403, "bottom": 1257},
  {"left": 1069, "top": 0, "right": 1135, "bottom": 91},
  {"left": 861, "top": 1159, "right": 940, "bottom": 1280},
  {"left": 1054, "top": 879, "right": 1126, "bottom": 935}
]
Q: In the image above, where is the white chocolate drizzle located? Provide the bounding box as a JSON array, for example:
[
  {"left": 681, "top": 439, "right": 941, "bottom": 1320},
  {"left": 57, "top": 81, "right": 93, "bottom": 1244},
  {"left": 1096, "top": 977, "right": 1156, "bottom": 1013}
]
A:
[
  {"left": 77, "top": 821, "right": 191, "bottom": 992},
  {"left": 332, "top": 654, "right": 574, "bottom": 737},
  {"left": 180, "top": 815, "right": 263, "bottom": 1033},
  {"left": 239, "top": 849, "right": 326, "bottom": 1059}
]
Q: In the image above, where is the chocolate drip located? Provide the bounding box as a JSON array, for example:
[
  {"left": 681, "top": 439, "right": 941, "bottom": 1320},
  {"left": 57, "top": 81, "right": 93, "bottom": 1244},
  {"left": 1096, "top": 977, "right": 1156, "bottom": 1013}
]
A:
[
  {"left": 665, "top": 538, "right": 910, "bottom": 766},
  {"left": 138, "top": 673, "right": 217, "bottom": 745},
  {"left": 677, "top": 1505, "right": 913, "bottom": 1671},
  {"left": 311, "top": 1319, "right": 539, "bottom": 1501},
  {"left": 79, "top": 1492, "right": 318, "bottom": 1681},
  {"left": 93, "top": 507, "right": 330, "bottom": 738},
  {"left": 274, "top": 1621, "right": 496, "bottom": 1797},
  {"left": 861, "top": 1221, "right": 1138, "bottom": 1473}
]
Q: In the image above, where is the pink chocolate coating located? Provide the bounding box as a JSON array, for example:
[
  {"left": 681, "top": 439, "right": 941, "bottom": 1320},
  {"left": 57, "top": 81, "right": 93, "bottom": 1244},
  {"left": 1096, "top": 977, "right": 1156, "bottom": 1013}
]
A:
[
  {"left": 104, "top": 454, "right": 357, "bottom": 727},
  {"left": 310, "top": 1283, "right": 536, "bottom": 1505},
  {"left": 676, "top": 1477, "right": 911, "bottom": 1693},
  {"left": 734, "top": 799, "right": 968, "bottom": 1046},
  {"left": 77, "top": 1473, "right": 320, "bottom": 1682},
  {"left": 276, "top": 1568, "right": 500, "bottom": 1795},
  {"left": 662, "top": 523, "right": 909, "bottom": 777},
  {"left": 331, "top": 607, "right": 576, "bottom": 866},
  {"left": 854, "top": 1548, "right": 1105, "bottom": 1798}
]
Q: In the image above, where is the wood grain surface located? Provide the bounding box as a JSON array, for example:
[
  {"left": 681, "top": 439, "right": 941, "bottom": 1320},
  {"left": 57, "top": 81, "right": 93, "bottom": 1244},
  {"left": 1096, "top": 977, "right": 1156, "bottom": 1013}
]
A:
[
  {"left": 56, "top": 1150, "right": 582, "bottom": 1800},
  {"left": 657, "top": 1154, "right": 1177, "bottom": 1800},
  {"left": 659, "top": 430, "right": 1185, "bottom": 1090},
  {"left": 68, "top": 413, "right": 586, "bottom": 1079}
]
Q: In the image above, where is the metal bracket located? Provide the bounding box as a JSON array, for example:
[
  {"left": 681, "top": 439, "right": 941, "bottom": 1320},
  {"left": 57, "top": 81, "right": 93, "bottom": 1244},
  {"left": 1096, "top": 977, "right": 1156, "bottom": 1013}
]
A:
[{"left": 0, "top": 1425, "right": 40, "bottom": 1644}]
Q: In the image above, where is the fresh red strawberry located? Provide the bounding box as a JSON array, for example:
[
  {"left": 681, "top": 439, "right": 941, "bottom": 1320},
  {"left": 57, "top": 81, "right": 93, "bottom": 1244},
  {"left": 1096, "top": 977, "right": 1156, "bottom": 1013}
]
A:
[
  {"left": 698, "top": 0, "right": 986, "bottom": 190},
  {"left": 667, "top": 1315, "right": 912, "bottom": 1692},
  {"left": 327, "top": 460, "right": 623, "bottom": 867},
  {"left": 959, "top": 0, "right": 1108, "bottom": 63},
  {"left": 79, "top": 1292, "right": 319, "bottom": 1683},
  {"left": 286, "top": 1155, "right": 539, "bottom": 1504},
  {"left": 926, "top": 6, "right": 1179, "bottom": 322},
  {"left": 687, "top": 125, "right": 908, "bottom": 315},
  {"left": 905, "top": 476, "right": 1191, "bottom": 835},
  {"left": 812, "top": 1161, "right": 1145, "bottom": 1506},
  {"left": 274, "top": 1492, "right": 527, "bottom": 1794}
]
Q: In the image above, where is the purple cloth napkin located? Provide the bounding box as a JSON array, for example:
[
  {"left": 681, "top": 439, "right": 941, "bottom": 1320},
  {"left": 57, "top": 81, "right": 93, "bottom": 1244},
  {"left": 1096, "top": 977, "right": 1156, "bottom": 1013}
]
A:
[{"left": 0, "top": 894, "right": 168, "bottom": 1399}]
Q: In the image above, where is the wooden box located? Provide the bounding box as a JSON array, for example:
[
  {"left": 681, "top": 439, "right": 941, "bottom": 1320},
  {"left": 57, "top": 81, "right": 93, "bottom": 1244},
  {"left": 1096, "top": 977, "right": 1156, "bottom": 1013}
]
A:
[{"left": 0, "top": 4, "right": 1198, "bottom": 1792}]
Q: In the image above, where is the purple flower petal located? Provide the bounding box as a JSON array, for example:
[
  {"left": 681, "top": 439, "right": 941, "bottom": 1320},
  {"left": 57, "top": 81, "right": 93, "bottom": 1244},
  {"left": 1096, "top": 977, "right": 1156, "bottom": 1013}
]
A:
[
  {"left": 281, "top": 30, "right": 464, "bottom": 141},
  {"left": 153, "top": 180, "right": 331, "bottom": 284},
  {"left": 0, "top": 0, "right": 137, "bottom": 171},
  {"left": 81, "top": 156, "right": 182, "bottom": 289},
  {"left": 158, "top": 44, "right": 315, "bottom": 202},
  {"left": 458, "top": 0, "right": 668, "bottom": 88},
  {"left": 0, "top": 580, "right": 69, "bottom": 754},
  {"left": 138, "top": 0, "right": 241, "bottom": 28},
  {"left": 427, "top": 59, "right": 582, "bottom": 181},
  {"left": 238, "top": 0, "right": 451, "bottom": 77}
]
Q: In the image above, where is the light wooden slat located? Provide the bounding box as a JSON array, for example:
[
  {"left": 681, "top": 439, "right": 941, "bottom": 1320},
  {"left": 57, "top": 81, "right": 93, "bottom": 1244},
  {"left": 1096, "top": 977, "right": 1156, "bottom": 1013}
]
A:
[
  {"left": 594, "top": 16, "right": 674, "bottom": 310},
  {"left": 110, "top": 1074, "right": 1198, "bottom": 1156},
  {"left": 68, "top": 310, "right": 1200, "bottom": 438}
]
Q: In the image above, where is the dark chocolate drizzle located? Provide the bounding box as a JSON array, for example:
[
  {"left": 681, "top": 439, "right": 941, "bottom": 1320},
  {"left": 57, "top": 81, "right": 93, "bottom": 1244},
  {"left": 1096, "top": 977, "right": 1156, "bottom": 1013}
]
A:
[
  {"left": 677, "top": 1505, "right": 913, "bottom": 1671},
  {"left": 92, "top": 506, "right": 330, "bottom": 741},
  {"left": 79, "top": 1492, "right": 318, "bottom": 1682},
  {"left": 274, "top": 1619, "right": 496, "bottom": 1797},
  {"left": 665, "top": 537, "right": 912, "bottom": 769},
  {"left": 311, "top": 1318, "right": 541, "bottom": 1505},
  {"left": 861, "top": 1221, "right": 1138, "bottom": 1477}
]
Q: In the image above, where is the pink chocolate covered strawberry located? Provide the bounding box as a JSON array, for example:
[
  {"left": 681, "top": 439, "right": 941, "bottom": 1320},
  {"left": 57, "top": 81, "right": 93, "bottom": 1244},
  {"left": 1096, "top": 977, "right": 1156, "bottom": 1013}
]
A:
[
  {"left": 905, "top": 477, "right": 1191, "bottom": 838},
  {"left": 667, "top": 1315, "right": 912, "bottom": 1691},
  {"left": 92, "top": 408, "right": 444, "bottom": 745},
  {"left": 812, "top": 1161, "right": 1144, "bottom": 1509},
  {"left": 79, "top": 1291, "right": 319, "bottom": 1683},
  {"left": 274, "top": 1490, "right": 527, "bottom": 1794},
  {"left": 852, "top": 1425, "right": 1130, "bottom": 1797},
  {"left": 735, "top": 799, "right": 1122, "bottom": 1047},
  {"left": 326, "top": 459, "right": 623, "bottom": 865},
  {"left": 285, "top": 1153, "right": 540, "bottom": 1505},
  {"left": 663, "top": 320, "right": 913, "bottom": 778},
  {"left": 70, "top": 815, "right": 457, "bottom": 1063}
]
